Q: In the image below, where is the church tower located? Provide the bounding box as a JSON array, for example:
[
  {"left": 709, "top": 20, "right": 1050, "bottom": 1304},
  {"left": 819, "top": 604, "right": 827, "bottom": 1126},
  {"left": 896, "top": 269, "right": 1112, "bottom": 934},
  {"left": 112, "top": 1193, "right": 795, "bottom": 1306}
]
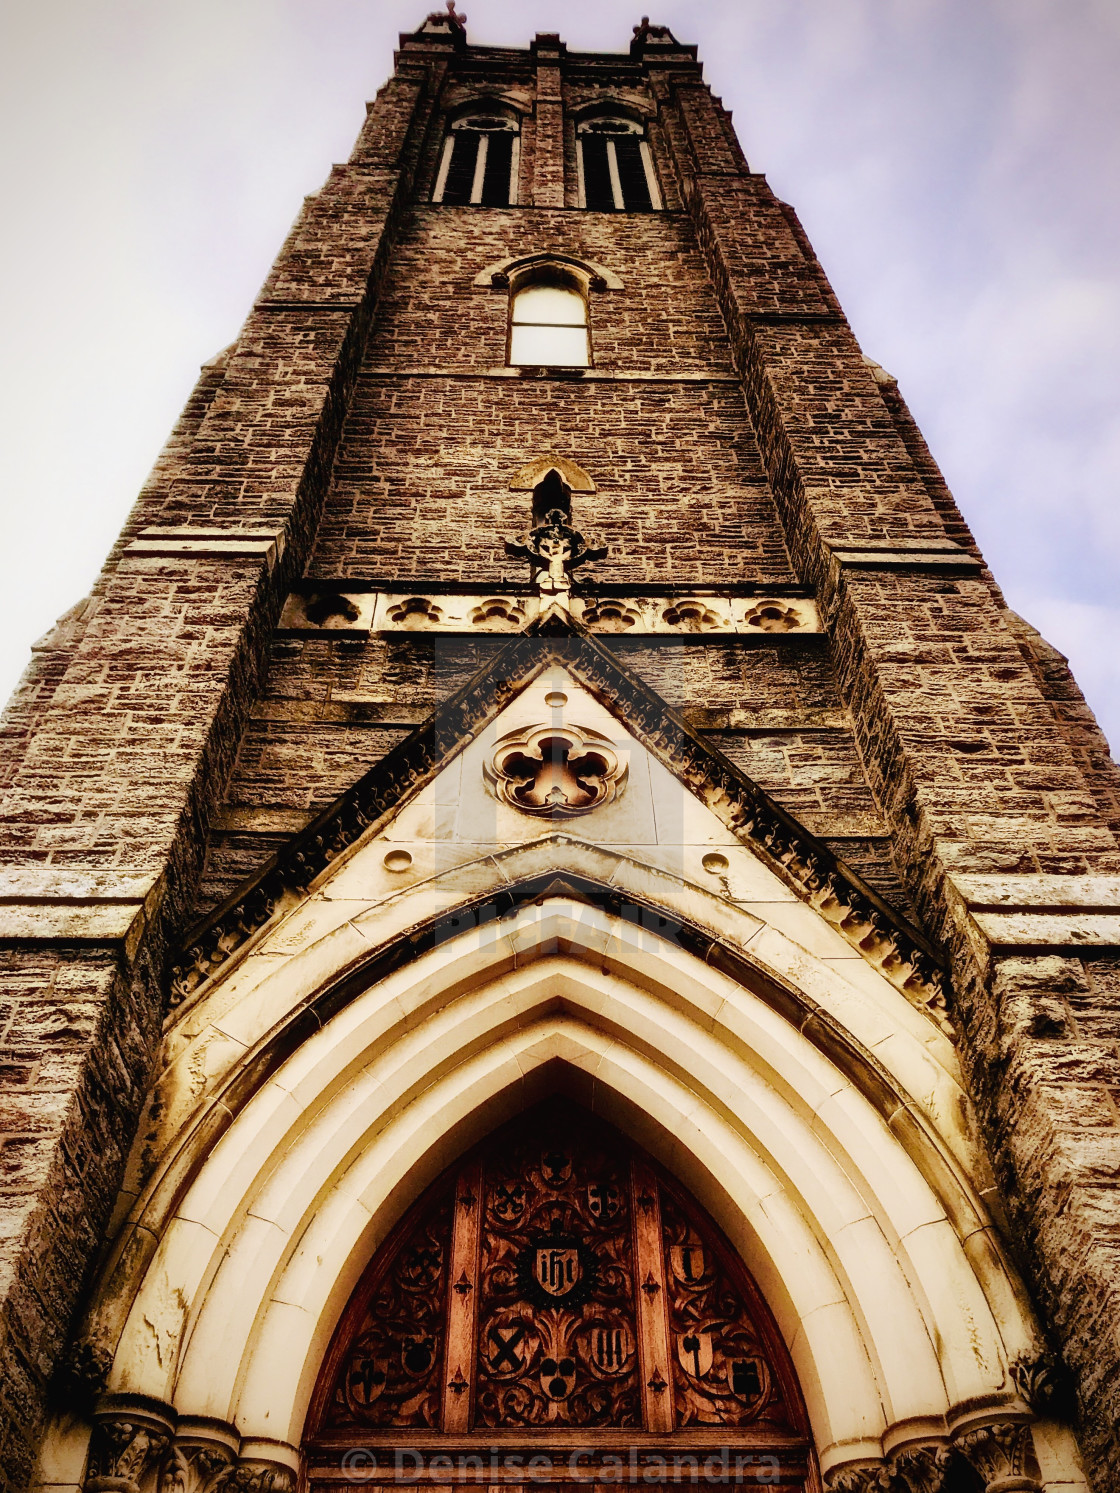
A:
[{"left": 4, "top": 13, "right": 1119, "bottom": 1493}]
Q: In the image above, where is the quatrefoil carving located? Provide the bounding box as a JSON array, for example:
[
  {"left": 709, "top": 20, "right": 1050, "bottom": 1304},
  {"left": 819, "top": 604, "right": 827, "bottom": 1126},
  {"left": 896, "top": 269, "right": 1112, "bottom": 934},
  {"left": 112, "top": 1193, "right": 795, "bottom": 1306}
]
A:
[{"left": 484, "top": 723, "right": 627, "bottom": 817}]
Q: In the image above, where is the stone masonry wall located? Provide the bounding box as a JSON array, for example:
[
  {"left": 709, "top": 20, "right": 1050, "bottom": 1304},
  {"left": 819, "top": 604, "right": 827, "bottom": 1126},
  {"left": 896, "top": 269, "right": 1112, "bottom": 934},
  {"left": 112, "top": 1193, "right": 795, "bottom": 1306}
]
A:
[{"left": 646, "top": 53, "right": 1120, "bottom": 1485}]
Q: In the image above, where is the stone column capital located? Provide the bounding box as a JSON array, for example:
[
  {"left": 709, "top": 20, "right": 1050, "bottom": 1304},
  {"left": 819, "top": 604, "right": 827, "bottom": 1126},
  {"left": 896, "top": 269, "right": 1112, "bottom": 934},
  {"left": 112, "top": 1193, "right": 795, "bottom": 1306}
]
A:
[
  {"left": 950, "top": 1414, "right": 1041, "bottom": 1491},
  {"left": 85, "top": 1395, "right": 177, "bottom": 1493}
]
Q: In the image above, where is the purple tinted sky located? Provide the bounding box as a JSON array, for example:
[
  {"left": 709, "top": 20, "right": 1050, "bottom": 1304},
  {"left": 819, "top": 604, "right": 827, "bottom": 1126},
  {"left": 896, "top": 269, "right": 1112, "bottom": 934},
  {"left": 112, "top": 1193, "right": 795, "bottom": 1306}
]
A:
[{"left": 1, "top": 0, "right": 1118, "bottom": 747}]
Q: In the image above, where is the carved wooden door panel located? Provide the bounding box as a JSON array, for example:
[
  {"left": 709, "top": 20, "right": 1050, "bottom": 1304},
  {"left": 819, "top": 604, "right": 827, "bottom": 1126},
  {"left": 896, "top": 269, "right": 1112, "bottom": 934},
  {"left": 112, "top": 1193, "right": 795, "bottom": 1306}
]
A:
[{"left": 305, "top": 1104, "right": 820, "bottom": 1491}]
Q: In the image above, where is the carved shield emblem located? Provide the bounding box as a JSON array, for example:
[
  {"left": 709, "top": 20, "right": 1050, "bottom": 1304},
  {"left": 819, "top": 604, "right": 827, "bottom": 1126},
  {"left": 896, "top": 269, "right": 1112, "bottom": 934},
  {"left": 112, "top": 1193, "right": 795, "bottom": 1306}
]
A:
[
  {"left": 516, "top": 1234, "right": 598, "bottom": 1308},
  {"left": 492, "top": 1180, "right": 526, "bottom": 1222},
  {"left": 535, "top": 1244, "right": 580, "bottom": 1297},
  {"left": 487, "top": 1322, "right": 527, "bottom": 1375},
  {"left": 730, "top": 1356, "right": 766, "bottom": 1404},
  {"left": 678, "top": 1331, "right": 714, "bottom": 1379},
  {"left": 541, "top": 1149, "right": 572, "bottom": 1185},
  {"left": 669, "top": 1244, "right": 707, "bottom": 1283},
  {"left": 346, "top": 1352, "right": 387, "bottom": 1410},
  {"left": 587, "top": 1181, "right": 621, "bottom": 1220},
  {"left": 589, "top": 1324, "right": 631, "bottom": 1374},
  {"left": 540, "top": 1354, "right": 576, "bottom": 1401},
  {"left": 400, "top": 1334, "right": 435, "bottom": 1376}
]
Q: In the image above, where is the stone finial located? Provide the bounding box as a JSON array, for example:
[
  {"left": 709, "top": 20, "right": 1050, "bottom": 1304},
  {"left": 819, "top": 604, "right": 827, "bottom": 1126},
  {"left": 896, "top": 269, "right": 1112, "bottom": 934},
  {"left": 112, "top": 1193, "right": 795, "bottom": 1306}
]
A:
[{"left": 630, "top": 17, "right": 681, "bottom": 52}]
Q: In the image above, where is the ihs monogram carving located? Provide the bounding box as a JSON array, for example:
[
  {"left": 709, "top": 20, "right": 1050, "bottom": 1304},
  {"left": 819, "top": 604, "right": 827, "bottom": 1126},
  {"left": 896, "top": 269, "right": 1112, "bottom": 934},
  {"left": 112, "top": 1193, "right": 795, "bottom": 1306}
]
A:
[
  {"left": 484, "top": 723, "right": 627, "bottom": 817},
  {"left": 474, "top": 1121, "right": 639, "bottom": 1428}
]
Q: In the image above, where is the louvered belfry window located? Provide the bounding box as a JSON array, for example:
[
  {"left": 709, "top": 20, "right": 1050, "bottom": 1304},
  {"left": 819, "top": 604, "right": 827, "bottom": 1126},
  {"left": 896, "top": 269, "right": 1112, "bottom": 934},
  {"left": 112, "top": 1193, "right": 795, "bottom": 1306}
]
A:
[
  {"left": 434, "top": 112, "right": 520, "bottom": 207},
  {"left": 578, "top": 117, "right": 662, "bottom": 212}
]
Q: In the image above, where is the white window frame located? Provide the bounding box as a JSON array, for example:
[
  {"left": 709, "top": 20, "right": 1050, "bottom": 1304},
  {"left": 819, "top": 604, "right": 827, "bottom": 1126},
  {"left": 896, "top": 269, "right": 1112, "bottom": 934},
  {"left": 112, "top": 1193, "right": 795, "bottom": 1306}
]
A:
[
  {"left": 432, "top": 112, "right": 520, "bottom": 206},
  {"left": 575, "top": 116, "right": 662, "bottom": 212}
]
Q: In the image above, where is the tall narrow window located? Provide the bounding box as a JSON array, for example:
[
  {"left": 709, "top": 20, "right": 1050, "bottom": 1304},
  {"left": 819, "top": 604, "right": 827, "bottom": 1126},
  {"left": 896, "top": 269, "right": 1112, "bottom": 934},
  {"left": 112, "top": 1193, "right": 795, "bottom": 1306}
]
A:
[
  {"left": 577, "top": 116, "right": 662, "bottom": 212},
  {"left": 433, "top": 111, "right": 520, "bottom": 207},
  {"left": 508, "top": 277, "right": 589, "bottom": 367}
]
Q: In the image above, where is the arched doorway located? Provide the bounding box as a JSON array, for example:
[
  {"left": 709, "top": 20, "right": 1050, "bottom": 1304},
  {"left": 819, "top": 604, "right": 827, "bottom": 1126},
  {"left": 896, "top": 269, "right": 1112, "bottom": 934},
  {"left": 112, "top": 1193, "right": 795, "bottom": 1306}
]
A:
[{"left": 305, "top": 1101, "right": 820, "bottom": 1490}]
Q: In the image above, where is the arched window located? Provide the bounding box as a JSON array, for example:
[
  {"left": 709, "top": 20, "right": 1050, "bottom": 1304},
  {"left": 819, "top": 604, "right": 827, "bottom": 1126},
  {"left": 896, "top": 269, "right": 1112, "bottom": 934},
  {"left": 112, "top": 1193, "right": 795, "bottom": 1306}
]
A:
[
  {"left": 509, "top": 274, "right": 590, "bottom": 367},
  {"left": 433, "top": 109, "right": 520, "bottom": 207},
  {"left": 577, "top": 115, "right": 662, "bottom": 212}
]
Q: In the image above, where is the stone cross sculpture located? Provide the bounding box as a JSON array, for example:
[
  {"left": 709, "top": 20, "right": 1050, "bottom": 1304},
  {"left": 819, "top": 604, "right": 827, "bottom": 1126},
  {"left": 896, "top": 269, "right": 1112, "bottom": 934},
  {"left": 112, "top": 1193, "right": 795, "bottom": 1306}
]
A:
[{"left": 504, "top": 509, "right": 608, "bottom": 606}]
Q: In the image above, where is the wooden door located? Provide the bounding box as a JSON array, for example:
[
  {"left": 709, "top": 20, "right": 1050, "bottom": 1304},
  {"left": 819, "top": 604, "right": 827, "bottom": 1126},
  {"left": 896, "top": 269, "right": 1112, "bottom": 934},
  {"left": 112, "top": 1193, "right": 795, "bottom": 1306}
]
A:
[{"left": 305, "top": 1103, "right": 820, "bottom": 1492}]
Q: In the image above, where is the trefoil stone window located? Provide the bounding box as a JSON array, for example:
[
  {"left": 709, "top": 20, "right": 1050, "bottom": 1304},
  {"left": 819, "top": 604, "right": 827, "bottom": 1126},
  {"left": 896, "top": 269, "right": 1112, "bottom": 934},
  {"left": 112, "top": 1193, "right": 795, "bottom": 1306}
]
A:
[
  {"left": 577, "top": 116, "right": 661, "bottom": 212},
  {"left": 433, "top": 110, "right": 520, "bottom": 206}
]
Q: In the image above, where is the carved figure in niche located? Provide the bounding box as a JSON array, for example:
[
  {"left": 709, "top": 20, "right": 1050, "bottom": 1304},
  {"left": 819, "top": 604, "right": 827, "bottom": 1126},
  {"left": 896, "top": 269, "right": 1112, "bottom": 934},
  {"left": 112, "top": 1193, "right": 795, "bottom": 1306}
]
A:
[
  {"left": 386, "top": 596, "right": 443, "bottom": 628},
  {"left": 742, "top": 602, "right": 801, "bottom": 633},
  {"left": 504, "top": 470, "right": 607, "bottom": 601},
  {"left": 484, "top": 723, "right": 627, "bottom": 817}
]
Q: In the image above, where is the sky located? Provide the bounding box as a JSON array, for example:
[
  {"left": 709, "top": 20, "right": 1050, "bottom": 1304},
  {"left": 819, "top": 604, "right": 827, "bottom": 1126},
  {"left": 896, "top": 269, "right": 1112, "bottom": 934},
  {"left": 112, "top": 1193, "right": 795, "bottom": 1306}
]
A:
[{"left": 0, "top": 0, "right": 1117, "bottom": 749}]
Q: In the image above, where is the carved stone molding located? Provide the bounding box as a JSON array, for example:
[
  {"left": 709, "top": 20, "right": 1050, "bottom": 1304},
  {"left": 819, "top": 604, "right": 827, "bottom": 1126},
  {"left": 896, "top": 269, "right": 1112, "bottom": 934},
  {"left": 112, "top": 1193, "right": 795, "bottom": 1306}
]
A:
[
  {"left": 85, "top": 1398, "right": 176, "bottom": 1493},
  {"left": 484, "top": 722, "right": 627, "bottom": 817},
  {"left": 277, "top": 587, "right": 821, "bottom": 637},
  {"left": 952, "top": 1418, "right": 1041, "bottom": 1491}
]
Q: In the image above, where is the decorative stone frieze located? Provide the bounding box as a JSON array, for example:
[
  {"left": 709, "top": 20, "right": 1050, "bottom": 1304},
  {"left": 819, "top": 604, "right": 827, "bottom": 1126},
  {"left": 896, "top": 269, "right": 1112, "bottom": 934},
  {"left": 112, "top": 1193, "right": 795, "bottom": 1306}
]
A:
[
  {"left": 386, "top": 595, "right": 444, "bottom": 628},
  {"left": 660, "top": 598, "right": 729, "bottom": 632},
  {"left": 484, "top": 722, "right": 627, "bottom": 816},
  {"left": 277, "top": 587, "right": 821, "bottom": 636}
]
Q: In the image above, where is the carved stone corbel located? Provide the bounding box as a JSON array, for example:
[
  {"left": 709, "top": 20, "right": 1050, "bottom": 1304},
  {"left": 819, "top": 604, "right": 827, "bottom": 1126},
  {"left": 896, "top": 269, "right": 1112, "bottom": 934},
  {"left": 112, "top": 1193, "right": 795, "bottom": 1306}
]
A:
[
  {"left": 952, "top": 1418, "right": 1041, "bottom": 1491},
  {"left": 84, "top": 1396, "right": 176, "bottom": 1493}
]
